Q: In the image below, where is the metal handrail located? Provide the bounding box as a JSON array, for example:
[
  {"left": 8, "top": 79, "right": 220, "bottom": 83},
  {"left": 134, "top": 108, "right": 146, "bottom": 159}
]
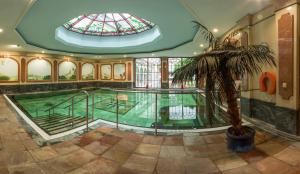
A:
[{"left": 44, "top": 90, "right": 89, "bottom": 112}]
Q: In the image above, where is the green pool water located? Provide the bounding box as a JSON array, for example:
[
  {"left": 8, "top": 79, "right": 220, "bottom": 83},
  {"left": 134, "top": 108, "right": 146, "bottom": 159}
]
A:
[{"left": 11, "top": 89, "right": 229, "bottom": 130}]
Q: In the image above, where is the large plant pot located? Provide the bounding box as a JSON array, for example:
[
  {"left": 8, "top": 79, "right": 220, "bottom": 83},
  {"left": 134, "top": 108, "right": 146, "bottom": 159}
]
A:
[{"left": 226, "top": 126, "right": 255, "bottom": 152}]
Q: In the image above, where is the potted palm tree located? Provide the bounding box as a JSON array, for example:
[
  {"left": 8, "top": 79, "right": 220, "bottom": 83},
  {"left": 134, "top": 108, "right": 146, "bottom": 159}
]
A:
[{"left": 172, "top": 22, "right": 275, "bottom": 152}]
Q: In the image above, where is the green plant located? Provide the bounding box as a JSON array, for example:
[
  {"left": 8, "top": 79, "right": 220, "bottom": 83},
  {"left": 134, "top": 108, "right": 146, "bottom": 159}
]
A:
[{"left": 172, "top": 22, "right": 275, "bottom": 136}]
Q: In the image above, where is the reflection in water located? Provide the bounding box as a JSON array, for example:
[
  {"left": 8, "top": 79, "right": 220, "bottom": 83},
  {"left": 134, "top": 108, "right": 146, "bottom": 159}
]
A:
[{"left": 161, "top": 105, "right": 196, "bottom": 120}]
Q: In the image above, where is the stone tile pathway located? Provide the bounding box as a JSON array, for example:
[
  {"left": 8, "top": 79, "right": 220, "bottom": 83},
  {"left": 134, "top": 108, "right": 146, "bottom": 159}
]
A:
[{"left": 0, "top": 96, "right": 300, "bottom": 174}]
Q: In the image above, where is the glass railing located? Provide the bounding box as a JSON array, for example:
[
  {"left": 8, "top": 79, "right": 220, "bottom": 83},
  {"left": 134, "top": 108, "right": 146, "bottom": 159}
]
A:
[{"left": 12, "top": 88, "right": 241, "bottom": 135}]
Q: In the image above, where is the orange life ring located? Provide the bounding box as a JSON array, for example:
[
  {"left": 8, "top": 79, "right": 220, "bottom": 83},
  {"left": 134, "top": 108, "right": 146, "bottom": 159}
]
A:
[{"left": 259, "top": 72, "right": 276, "bottom": 95}]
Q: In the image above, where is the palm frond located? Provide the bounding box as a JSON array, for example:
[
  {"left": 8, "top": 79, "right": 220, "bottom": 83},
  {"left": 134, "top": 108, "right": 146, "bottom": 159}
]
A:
[{"left": 192, "top": 21, "right": 216, "bottom": 47}]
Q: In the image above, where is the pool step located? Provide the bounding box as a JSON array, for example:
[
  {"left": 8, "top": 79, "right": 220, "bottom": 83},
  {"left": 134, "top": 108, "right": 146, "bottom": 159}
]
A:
[{"left": 31, "top": 115, "right": 90, "bottom": 135}]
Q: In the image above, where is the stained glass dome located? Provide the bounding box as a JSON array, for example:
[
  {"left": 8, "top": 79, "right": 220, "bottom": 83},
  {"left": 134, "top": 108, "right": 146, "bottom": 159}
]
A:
[{"left": 63, "top": 13, "right": 155, "bottom": 36}]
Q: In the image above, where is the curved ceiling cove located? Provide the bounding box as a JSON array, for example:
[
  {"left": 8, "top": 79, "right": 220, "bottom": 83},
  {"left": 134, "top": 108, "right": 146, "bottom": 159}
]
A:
[{"left": 16, "top": 0, "right": 199, "bottom": 55}]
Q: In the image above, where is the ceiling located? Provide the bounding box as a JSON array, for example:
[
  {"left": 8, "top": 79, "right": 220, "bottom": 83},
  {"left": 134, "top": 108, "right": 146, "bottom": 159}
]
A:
[{"left": 0, "top": 0, "right": 272, "bottom": 59}]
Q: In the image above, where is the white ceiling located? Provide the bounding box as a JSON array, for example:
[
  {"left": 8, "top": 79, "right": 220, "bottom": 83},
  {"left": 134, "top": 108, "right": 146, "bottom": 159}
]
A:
[{"left": 0, "top": 0, "right": 272, "bottom": 59}]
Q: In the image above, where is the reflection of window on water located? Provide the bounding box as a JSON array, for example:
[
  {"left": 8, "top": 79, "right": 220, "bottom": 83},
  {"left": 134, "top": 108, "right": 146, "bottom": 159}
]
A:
[
  {"left": 168, "top": 105, "right": 196, "bottom": 120},
  {"left": 136, "top": 58, "right": 161, "bottom": 88}
]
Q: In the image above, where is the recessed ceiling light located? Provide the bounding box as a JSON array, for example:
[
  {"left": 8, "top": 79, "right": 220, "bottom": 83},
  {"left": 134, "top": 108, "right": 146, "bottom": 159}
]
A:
[
  {"left": 42, "top": 51, "right": 45, "bottom": 53},
  {"left": 212, "top": 28, "right": 219, "bottom": 33},
  {"left": 193, "top": 51, "right": 197, "bottom": 55},
  {"left": 123, "top": 55, "right": 127, "bottom": 58},
  {"left": 287, "top": 7, "right": 292, "bottom": 11},
  {"left": 151, "top": 53, "right": 155, "bottom": 56},
  {"left": 199, "top": 44, "right": 204, "bottom": 48},
  {"left": 9, "top": 44, "right": 20, "bottom": 48},
  {"left": 0, "top": 28, "right": 3, "bottom": 33},
  {"left": 70, "top": 54, "right": 74, "bottom": 56}
]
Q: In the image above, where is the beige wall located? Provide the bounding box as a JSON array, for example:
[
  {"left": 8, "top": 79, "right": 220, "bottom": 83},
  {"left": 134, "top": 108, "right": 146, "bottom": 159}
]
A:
[{"left": 0, "top": 52, "right": 134, "bottom": 85}]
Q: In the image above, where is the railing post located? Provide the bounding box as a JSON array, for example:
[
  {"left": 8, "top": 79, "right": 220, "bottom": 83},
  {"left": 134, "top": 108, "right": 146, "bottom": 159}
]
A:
[
  {"left": 86, "top": 94, "right": 89, "bottom": 132},
  {"left": 155, "top": 93, "right": 158, "bottom": 136},
  {"left": 92, "top": 94, "right": 94, "bottom": 121},
  {"left": 116, "top": 92, "right": 119, "bottom": 129},
  {"left": 72, "top": 97, "right": 74, "bottom": 127}
]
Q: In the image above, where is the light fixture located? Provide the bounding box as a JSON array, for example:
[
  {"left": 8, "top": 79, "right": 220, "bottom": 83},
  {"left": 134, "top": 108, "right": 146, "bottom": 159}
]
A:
[
  {"left": 193, "top": 51, "right": 197, "bottom": 55},
  {"left": 123, "top": 55, "right": 127, "bottom": 58},
  {"left": 199, "top": 44, "right": 204, "bottom": 48},
  {"left": 151, "top": 53, "right": 155, "bottom": 56},
  {"left": 287, "top": 7, "right": 292, "bottom": 11},
  {"left": 70, "top": 54, "right": 74, "bottom": 57},
  {"left": 212, "top": 28, "right": 219, "bottom": 33},
  {"left": 9, "top": 44, "right": 20, "bottom": 48},
  {"left": 41, "top": 51, "right": 45, "bottom": 54},
  {"left": 0, "top": 28, "right": 3, "bottom": 33}
]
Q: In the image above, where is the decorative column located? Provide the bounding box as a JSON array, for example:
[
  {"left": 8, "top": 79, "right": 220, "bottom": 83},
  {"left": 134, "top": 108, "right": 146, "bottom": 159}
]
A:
[
  {"left": 278, "top": 13, "right": 294, "bottom": 100},
  {"left": 21, "top": 58, "right": 26, "bottom": 83},
  {"left": 53, "top": 60, "right": 58, "bottom": 82},
  {"left": 161, "top": 57, "right": 168, "bottom": 89}
]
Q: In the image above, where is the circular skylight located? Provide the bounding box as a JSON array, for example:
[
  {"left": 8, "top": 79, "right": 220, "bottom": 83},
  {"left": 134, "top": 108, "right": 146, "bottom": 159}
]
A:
[{"left": 63, "top": 13, "right": 155, "bottom": 36}]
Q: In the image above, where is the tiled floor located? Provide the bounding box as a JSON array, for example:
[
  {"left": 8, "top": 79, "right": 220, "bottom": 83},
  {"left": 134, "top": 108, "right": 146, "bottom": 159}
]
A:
[{"left": 1, "top": 96, "right": 300, "bottom": 174}]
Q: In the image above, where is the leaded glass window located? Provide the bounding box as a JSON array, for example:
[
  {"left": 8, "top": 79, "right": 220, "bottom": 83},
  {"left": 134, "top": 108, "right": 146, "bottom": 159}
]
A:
[{"left": 63, "top": 13, "right": 155, "bottom": 36}]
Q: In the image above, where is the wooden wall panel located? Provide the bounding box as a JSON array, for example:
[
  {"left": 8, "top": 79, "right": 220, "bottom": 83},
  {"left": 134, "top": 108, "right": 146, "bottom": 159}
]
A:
[{"left": 278, "top": 13, "right": 294, "bottom": 99}]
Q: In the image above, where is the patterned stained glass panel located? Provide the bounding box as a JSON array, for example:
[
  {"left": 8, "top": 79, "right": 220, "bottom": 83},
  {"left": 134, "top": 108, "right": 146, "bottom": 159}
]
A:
[{"left": 63, "top": 13, "right": 155, "bottom": 36}]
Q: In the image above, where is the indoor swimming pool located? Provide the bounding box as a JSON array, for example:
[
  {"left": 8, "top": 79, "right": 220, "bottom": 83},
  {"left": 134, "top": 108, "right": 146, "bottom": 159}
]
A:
[{"left": 8, "top": 89, "right": 230, "bottom": 136}]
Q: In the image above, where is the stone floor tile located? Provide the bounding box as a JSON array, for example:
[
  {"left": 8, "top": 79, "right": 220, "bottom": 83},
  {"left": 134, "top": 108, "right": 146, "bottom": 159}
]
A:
[
  {"left": 116, "top": 167, "right": 152, "bottom": 174},
  {"left": 159, "top": 145, "right": 186, "bottom": 159},
  {"left": 124, "top": 133, "right": 144, "bottom": 143},
  {"left": 256, "top": 141, "right": 289, "bottom": 155},
  {"left": 8, "top": 163, "right": 46, "bottom": 174},
  {"left": 84, "top": 141, "right": 110, "bottom": 155},
  {"left": 51, "top": 141, "right": 80, "bottom": 155},
  {"left": 183, "top": 135, "right": 205, "bottom": 146},
  {"left": 163, "top": 136, "right": 183, "bottom": 146},
  {"left": 102, "top": 146, "right": 131, "bottom": 164},
  {"left": 113, "top": 139, "right": 139, "bottom": 153},
  {"left": 108, "top": 129, "right": 128, "bottom": 138},
  {"left": 99, "top": 134, "right": 122, "bottom": 146},
  {"left": 38, "top": 156, "right": 75, "bottom": 174},
  {"left": 4, "top": 150, "right": 34, "bottom": 166},
  {"left": 156, "top": 158, "right": 185, "bottom": 174},
  {"left": 184, "top": 157, "right": 219, "bottom": 174},
  {"left": 65, "top": 149, "right": 97, "bottom": 167},
  {"left": 23, "top": 139, "right": 39, "bottom": 150},
  {"left": 66, "top": 167, "right": 90, "bottom": 174},
  {"left": 134, "top": 143, "right": 160, "bottom": 157},
  {"left": 0, "top": 166, "right": 9, "bottom": 174},
  {"left": 184, "top": 145, "right": 212, "bottom": 158},
  {"left": 95, "top": 127, "right": 114, "bottom": 134},
  {"left": 238, "top": 148, "right": 268, "bottom": 163},
  {"left": 30, "top": 146, "right": 58, "bottom": 161},
  {"left": 83, "top": 157, "right": 119, "bottom": 174},
  {"left": 222, "top": 165, "right": 261, "bottom": 174},
  {"left": 207, "top": 142, "right": 230, "bottom": 153},
  {"left": 122, "top": 154, "right": 157, "bottom": 173},
  {"left": 203, "top": 134, "right": 226, "bottom": 144},
  {"left": 252, "top": 157, "right": 293, "bottom": 174},
  {"left": 142, "top": 135, "right": 164, "bottom": 145},
  {"left": 274, "top": 146, "right": 300, "bottom": 166},
  {"left": 214, "top": 154, "right": 248, "bottom": 171}
]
